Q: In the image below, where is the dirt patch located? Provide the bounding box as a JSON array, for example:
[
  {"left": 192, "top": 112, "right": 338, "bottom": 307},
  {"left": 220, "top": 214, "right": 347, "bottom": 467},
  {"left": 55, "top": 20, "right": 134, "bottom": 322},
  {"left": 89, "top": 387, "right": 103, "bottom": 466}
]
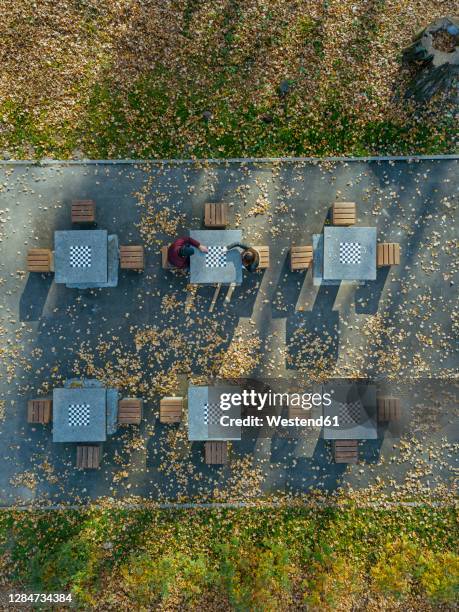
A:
[{"left": 432, "top": 29, "right": 459, "bottom": 53}]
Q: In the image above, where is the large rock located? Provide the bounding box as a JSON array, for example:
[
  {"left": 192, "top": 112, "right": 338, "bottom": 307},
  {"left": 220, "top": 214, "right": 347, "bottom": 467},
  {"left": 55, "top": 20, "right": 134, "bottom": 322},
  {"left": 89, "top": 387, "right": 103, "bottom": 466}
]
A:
[{"left": 403, "top": 17, "right": 459, "bottom": 104}]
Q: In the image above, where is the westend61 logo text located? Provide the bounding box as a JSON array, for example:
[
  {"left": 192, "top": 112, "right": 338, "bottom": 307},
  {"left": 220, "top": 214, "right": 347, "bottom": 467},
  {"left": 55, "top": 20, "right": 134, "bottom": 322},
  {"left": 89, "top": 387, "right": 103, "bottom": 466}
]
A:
[
  {"left": 217, "top": 390, "right": 338, "bottom": 429},
  {"left": 219, "top": 390, "right": 332, "bottom": 411}
]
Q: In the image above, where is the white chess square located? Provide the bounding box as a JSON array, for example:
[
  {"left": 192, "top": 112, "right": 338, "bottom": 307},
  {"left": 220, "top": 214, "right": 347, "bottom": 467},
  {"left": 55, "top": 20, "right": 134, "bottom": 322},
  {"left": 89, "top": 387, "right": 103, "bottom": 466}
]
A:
[
  {"left": 205, "top": 246, "right": 227, "bottom": 268},
  {"left": 339, "top": 242, "right": 361, "bottom": 265},
  {"left": 68, "top": 403, "right": 91, "bottom": 427},
  {"left": 204, "top": 402, "right": 222, "bottom": 425},
  {"left": 70, "top": 245, "right": 92, "bottom": 268}
]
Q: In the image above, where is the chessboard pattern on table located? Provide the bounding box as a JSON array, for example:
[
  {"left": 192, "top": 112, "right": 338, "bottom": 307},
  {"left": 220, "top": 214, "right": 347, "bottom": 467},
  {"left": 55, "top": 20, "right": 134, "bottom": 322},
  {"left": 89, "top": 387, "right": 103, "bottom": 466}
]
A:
[
  {"left": 204, "top": 402, "right": 222, "bottom": 425},
  {"left": 70, "top": 245, "right": 92, "bottom": 268},
  {"left": 339, "top": 242, "right": 361, "bottom": 265},
  {"left": 205, "top": 246, "right": 227, "bottom": 268},
  {"left": 68, "top": 403, "right": 91, "bottom": 427},
  {"left": 338, "top": 401, "right": 365, "bottom": 425}
]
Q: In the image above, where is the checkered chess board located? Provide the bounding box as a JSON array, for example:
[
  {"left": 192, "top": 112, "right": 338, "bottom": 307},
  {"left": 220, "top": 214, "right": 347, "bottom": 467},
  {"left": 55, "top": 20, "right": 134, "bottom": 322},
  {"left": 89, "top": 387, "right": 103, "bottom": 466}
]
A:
[
  {"left": 70, "top": 245, "right": 92, "bottom": 268},
  {"left": 205, "top": 246, "right": 227, "bottom": 268},
  {"left": 338, "top": 401, "right": 364, "bottom": 425},
  {"left": 339, "top": 242, "right": 361, "bottom": 265},
  {"left": 68, "top": 403, "right": 91, "bottom": 427},
  {"left": 203, "top": 402, "right": 222, "bottom": 425}
]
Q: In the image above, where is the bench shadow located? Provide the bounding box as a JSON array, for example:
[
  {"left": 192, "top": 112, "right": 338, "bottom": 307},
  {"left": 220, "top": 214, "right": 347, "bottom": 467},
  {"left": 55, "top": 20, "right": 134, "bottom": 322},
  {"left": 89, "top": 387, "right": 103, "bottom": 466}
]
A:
[
  {"left": 19, "top": 274, "right": 54, "bottom": 321},
  {"left": 271, "top": 254, "right": 303, "bottom": 318},
  {"left": 285, "top": 438, "right": 348, "bottom": 493},
  {"left": 360, "top": 438, "right": 384, "bottom": 464},
  {"left": 354, "top": 267, "right": 390, "bottom": 314},
  {"left": 312, "top": 282, "right": 340, "bottom": 311}
]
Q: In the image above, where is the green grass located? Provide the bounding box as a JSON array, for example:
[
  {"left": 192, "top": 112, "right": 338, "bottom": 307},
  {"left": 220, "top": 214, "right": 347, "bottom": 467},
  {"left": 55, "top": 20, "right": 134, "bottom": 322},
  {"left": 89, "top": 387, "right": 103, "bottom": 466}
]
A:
[
  {"left": 1, "top": 3, "right": 457, "bottom": 160},
  {"left": 1, "top": 506, "right": 457, "bottom": 609},
  {"left": 66, "top": 72, "right": 457, "bottom": 161}
]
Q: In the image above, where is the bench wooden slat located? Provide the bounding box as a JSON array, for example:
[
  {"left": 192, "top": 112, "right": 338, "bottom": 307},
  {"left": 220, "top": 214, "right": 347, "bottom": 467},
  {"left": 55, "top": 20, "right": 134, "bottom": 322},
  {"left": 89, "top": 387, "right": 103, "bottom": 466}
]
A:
[
  {"left": 332, "top": 201, "right": 356, "bottom": 225},
  {"left": 27, "top": 399, "right": 52, "bottom": 424},
  {"left": 253, "top": 245, "right": 270, "bottom": 269},
  {"left": 377, "top": 397, "right": 401, "bottom": 422},
  {"left": 204, "top": 203, "right": 228, "bottom": 228},
  {"left": 377, "top": 243, "right": 400, "bottom": 267},
  {"left": 290, "top": 245, "right": 313, "bottom": 271},
  {"left": 120, "top": 245, "right": 144, "bottom": 270},
  {"left": 205, "top": 441, "right": 228, "bottom": 465},
  {"left": 160, "top": 397, "right": 183, "bottom": 423},
  {"left": 27, "top": 249, "right": 53, "bottom": 272},
  {"left": 71, "top": 200, "right": 96, "bottom": 224},
  {"left": 118, "top": 398, "right": 142, "bottom": 425},
  {"left": 161, "top": 245, "right": 172, "bottom": 269},
  {"left": 333, "top": 439, "right": 358, "bottom": 463},
  {"left": 76, "top": 445, "right": 100, "bottom": 469}
]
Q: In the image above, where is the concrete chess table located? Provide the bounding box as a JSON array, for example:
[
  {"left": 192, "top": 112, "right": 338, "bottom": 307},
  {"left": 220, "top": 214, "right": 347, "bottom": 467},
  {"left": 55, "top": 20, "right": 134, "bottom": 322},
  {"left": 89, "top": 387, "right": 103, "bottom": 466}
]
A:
[
  {"left": 188, "top": 385, "right": 242, "bottom": 441},
  {"left": 322, "top": 382, "right": 377, "bottom": 440},
  {"left": 54, "top": 229, "right": 108, "bottom": 285},
  {"left": 313, "top": 226, "right": 377, "bottom": 284},
  {"left": 52, "top": 387, "right": 108, "bottom": 443},
  {"left": 189, "top": 230, "right": 243, "bottom": 285}
]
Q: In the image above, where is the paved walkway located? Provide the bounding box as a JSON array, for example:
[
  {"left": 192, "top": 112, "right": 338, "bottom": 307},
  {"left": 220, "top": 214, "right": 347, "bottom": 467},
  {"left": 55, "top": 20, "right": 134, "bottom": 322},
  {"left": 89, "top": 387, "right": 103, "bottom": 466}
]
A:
[{"left": 0, "top": 158, "right": 457, "bottom": 505}]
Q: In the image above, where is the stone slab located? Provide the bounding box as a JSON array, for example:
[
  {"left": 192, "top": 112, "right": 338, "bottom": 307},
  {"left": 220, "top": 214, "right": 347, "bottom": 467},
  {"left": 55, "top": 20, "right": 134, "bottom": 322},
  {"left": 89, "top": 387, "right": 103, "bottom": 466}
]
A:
[
  {"left": 66, "top": 234, "right": 119, "bottom": 288},
  {"left": 189, "top": 229, "right": 243, "bottom": 285},
  {"left": 323, "top": 226, "right": 377, "bottom": 281},
  {"left": 322, "top": 382, "right": 377, "bottom": 440},
  {"left": 52, "top": 387, "right": 107, "bottom": 442},
  {"left": 188, "top": 385, "right": 241, "bottom": 441},
  {"left": 54, "top": 229, "right": 108, "bottom": 284}
]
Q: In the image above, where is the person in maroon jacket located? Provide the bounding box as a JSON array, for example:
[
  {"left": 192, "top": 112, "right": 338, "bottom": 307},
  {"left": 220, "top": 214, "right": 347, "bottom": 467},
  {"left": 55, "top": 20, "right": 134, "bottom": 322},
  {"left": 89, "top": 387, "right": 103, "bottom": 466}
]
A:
[{"left": 167, "top": 236, "right": 208, "bottom": 269}]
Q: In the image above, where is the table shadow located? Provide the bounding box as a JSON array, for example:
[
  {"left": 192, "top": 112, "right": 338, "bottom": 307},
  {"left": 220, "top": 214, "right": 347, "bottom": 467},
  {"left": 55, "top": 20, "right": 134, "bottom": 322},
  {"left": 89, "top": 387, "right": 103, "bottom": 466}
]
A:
[
  {"left": 354, "top": 267, "right": 390, "bottom": 314},
  {"left": 19, "top": 273, "right": 54, "bottom": 321}
]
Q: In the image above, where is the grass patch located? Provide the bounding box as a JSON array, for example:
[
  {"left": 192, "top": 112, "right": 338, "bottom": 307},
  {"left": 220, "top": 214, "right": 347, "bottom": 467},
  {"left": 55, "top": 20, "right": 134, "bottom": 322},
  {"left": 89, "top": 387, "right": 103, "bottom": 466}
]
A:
[
  {"left": 1, "top": 506, "right": 457, "bottom": 609},
  {"left": 0, "top": 2, "right": 456, "bottom": 159}
]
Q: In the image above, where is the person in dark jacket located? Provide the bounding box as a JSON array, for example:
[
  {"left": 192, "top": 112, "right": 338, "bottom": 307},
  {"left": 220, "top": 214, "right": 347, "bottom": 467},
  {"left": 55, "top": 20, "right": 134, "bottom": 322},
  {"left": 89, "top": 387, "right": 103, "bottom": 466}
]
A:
[
  {"left": 227, "top": 242, "right": 259, "bottom": 272},
  {"left": 168, "top": 237, "right": 208, "bottom": 269}
]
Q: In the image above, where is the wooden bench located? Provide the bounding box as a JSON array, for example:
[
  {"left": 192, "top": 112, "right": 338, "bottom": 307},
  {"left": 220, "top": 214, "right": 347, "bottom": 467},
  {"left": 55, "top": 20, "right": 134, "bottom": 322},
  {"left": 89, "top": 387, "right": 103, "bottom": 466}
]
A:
[
  {"left": 205, "top": 441, "right": 228, "bottom": 465},
  {"left": 27, "top": 399, "right": 52, "bottom": 424},
  {"left": 377, "top": 397, "right": 401, "bottom": 422},
  {"left": 290, "top": 245, "right": 313, "bottom": 271},
  {"left": 253, "top": 246, "right": 270, "bottom": 270},
  {"left": 76, "top": 445, "right": 101, "bottom": 469},
  {"left": 118, "top": 398, "right": 143, "bottom": 425},
  {"left": 160, "top": 397, "right": 183, "bottom": 423},
  {"left": 27, "top": 249, "right": 53, "bottom": 273},
  {"left": 377, "top": 243, "right": 400, "bottom": 267},
  {"left": 333, "top": 439, "right": 358, "bottom": 463},
  {"left": 332, "top": 201, "right": 356, "bottom": 226},
  {"left": 120, "top": 245, "right": 144, "bottom": 270},
  {"left": 161, "top": 245, "right": 173, "bottom": 269},
  {"left": 71, "top": 199, "right": 96, "bottom": 224},
  {"left": 204, "top": 202, "right": 228, "bottom": 228}
]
